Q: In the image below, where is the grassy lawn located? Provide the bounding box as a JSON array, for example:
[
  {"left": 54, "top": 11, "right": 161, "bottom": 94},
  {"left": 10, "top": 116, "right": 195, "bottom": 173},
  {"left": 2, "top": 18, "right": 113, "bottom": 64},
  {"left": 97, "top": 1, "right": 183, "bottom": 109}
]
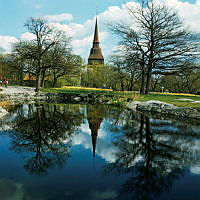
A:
[
  {"left": 139, "top": 93, "right": 200, "bottom": 107},
  {"left": 41, "top": 87, "right": 200, "bottom": 108},
  {"left": 41, "top": 87, "right": 138, "bottom": 97}
]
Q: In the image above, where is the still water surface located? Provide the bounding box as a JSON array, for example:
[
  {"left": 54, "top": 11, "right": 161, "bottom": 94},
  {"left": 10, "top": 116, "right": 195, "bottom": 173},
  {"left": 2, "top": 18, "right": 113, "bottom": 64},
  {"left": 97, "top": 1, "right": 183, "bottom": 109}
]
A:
[{"left": 0, "top": 103, "right": 200, "bottom": 200}]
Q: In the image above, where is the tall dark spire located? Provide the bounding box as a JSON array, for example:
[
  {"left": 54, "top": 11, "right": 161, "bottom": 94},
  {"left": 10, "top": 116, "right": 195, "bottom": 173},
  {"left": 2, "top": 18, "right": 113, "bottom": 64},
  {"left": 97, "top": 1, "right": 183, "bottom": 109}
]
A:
[
  {"left": 88, "top": 118, "right": 102, "bottom": 158},
  {"left": 87, "top": 105, "right": 103, "bottom": 158},
  {"left": 93, "top": 18, "right": 99, "bottom": 43},
  {"left": 88, "top": 18, "right": 104, "bottom": 65},
  {"left": 91, "top": 128, "right": 98, "bottom": 158}
]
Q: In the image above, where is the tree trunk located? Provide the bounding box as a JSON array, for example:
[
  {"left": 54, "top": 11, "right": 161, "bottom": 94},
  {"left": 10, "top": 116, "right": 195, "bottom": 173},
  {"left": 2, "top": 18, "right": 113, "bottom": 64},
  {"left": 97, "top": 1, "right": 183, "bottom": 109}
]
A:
[
  {"left": 52, "top": 72, "right": 57, "bottom": 88},
  {"left": 120, "top": 80, "right": 124, "bottom": 91},
  {"left": 140, "top": 68, "right": 145, "bottom": 94},
  {"left": 145, "top": 67, "right": 152, "bottom": 94},
  {"left": 129, "top": 82, "right": 133, "bottom": 91},
  {"left": 41, "top": 69, "right": 46, "bottom": 88},
  {"left": 36, "top": 69, "right": 42, "bottom": 92},
  {"left": 152, "top": 78, "right": 159, "bottom": 92},
  {"left": 128, "top": 76, "right": 134, "bottom": 91},
  {"left": 35, "top": 59, "right": 42, "bottom": 92},
  {"left": 19, "top": 70, "right": 23, "bottom": 86}
]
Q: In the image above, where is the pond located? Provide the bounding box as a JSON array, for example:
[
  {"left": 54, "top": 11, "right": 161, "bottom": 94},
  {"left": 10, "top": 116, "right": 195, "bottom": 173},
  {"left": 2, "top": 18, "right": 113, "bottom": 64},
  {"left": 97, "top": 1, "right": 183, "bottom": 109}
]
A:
[{"left": 0, "top": 103, "right": 200, "bottom": 200}]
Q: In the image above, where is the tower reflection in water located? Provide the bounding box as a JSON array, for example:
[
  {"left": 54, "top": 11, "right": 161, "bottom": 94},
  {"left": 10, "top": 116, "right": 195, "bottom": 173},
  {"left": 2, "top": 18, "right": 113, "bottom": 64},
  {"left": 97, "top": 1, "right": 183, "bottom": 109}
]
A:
[{"left": 87, "top": 104, "right": 104, "bottom": 158}]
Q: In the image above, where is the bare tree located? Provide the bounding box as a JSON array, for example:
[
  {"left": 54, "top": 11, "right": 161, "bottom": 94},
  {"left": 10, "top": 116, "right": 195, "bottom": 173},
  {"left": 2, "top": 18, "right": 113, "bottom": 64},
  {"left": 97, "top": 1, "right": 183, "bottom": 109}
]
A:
[
  {"left": 14, "top": 17, "right": 68, "bottom": 91},
  {"left": 108, "top": 0, "right": 199, "bottom": 94}
]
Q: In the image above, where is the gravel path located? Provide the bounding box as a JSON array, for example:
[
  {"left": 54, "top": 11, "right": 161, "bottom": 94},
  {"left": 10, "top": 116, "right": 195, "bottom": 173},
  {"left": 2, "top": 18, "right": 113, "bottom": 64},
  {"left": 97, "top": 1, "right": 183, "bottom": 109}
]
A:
[{"left": 0, "top": 86, "right": 36, "bottom": 95}]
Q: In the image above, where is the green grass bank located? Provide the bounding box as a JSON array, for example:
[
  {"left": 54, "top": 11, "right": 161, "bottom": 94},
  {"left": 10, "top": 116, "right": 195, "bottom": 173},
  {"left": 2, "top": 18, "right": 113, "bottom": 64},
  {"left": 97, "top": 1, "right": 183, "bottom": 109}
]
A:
[{"left": 41, "top": 87, "right": 200, "bottom": 108}]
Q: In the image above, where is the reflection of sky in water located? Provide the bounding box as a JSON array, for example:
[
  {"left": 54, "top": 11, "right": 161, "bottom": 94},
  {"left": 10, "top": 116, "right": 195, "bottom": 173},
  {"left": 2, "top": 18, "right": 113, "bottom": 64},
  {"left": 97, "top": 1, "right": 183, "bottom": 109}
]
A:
[
  {"left": 0, "top": 104, "right": 200, "bottom": 200},
  {"left": 73, "top": 117, "right": 200, "bottom": 176},
  {"left": 0, "top": 131, "right": 126, "bottom": 200},
  {"left": 72, "top": 119, "right": 118, "bottom": 163}
]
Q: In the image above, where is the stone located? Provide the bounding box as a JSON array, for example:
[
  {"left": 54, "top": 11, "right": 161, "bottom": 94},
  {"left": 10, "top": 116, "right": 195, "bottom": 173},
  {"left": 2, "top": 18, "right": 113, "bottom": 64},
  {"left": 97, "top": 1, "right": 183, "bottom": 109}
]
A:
[
  {"left": 74, "top": 97, "right": 81, "bottom": 102},
  {"left": 0, "top": 106, "right": 8, "bottom": 118},
  {"left": 176, "top": 98, "right": 194, "bottom": 101},
  {"left": 126, "top": 101, "right": 141, "bottom": 110},
  {"left": 126, "top": 100, "right": 200, "bottom": 119}
]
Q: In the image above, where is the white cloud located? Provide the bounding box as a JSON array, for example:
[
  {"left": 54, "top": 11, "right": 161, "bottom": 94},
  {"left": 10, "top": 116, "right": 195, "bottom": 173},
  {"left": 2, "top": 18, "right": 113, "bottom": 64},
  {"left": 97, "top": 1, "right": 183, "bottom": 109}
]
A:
[
  {"left": 0, "top": 36, "right": 18, "bottom": 53},
  {"left": 163, "top": 0, "right": 200, "bottom": 32},
  {"left": 72, "top": 31, "right": 108, "bottom": 56},
  {"left": 44, "top": 13, "right": 73, "bottom": 22},
  {"left": 72, "top": 35, "right": 93, "bottom": 55},
  {"left": 21, "top": 32, "right": 35, "bottom": 41},
  {"left": 100, "top": 6, "right": 128, "bottom": 23},
  {"left": 49, "top": 19, "right": 94, "bottom": 39}
]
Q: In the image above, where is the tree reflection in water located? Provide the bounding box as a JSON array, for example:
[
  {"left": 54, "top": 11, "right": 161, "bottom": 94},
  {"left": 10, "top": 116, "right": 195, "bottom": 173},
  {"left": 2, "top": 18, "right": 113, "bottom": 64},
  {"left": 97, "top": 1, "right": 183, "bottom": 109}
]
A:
[
  {"left": 106, "top": 111, "right": 200, "bottom": 200},
  {"left": 3, "top": 104, "right": 84, "bottom": 176},
  {"left": 1, "top": 103, "right": 200, "bottom": 199}
]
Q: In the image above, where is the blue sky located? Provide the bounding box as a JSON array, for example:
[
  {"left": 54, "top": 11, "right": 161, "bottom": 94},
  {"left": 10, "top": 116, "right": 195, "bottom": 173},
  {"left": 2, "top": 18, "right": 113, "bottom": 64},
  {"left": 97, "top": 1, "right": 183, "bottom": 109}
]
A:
[
  {"left": 0, "top": 0, "right": 199, "bottom": 60},
  {"left": 0, "top": 0, "right": 124, "bottom": 36}
]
